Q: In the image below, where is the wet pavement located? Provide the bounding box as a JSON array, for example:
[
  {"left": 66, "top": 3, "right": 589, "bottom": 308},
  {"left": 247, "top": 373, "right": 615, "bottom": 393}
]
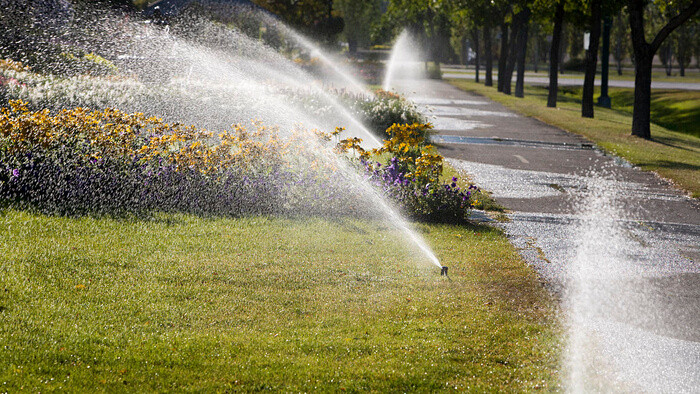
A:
[{"left": 394, "top": 79, "right": 700, "bottom": 392}]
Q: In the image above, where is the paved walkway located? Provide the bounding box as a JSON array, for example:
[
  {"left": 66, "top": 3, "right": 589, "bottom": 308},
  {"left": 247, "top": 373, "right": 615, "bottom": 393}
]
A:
[
  {"left": 443, "top": 71, "right": 700, "bottom": 90},
  {"left": 394, "top": 79, "right": 700, "bottom": 392}
]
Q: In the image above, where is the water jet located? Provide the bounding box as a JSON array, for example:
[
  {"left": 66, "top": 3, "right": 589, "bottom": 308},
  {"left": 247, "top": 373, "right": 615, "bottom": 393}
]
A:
[
  {"left": 383, "top": 30, "right": 426, "bottom": 91},
  {"left": 0, "top": 2, "right": 443, "bottom": 271}
]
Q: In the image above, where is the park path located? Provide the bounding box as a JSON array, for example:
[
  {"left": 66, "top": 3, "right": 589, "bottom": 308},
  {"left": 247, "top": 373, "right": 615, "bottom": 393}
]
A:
[
  {"left": 442, "top": 69, "right": 700, "bottom": 91},
  {"left": 393, "top": 79, "right": 700, "bottom": 392}
]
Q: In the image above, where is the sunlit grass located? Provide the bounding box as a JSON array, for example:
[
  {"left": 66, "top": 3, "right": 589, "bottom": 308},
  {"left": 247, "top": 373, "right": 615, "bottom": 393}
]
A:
[
  {"left": 0, "top": 210, "right": 559, "bottom": 391},
  {"left": 448, "top": 79, "right": 700, "bottom": 198}
]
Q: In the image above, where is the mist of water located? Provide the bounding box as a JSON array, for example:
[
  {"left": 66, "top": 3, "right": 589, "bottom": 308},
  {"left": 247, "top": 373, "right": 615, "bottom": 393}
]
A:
[
  {"left": 1, "top": 4, "right": 441, "bottom": 270},
  {"left": 565, "top": 175, "right": 629, "bottom": 390},
  {"left": 564, "top": 173, "right": 699, "bottom": 391},
  {"left": 383, "top": 30, "right": 426, "bottom": 91}
]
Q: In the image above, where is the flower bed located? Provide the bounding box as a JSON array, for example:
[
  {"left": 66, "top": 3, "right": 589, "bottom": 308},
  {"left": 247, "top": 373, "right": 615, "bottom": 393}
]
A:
[
  {"left": 348, "top": 90, "right": 426, "bottom": 138},
  {"left": 0, "top": 100, "right": 368, "bottom": 217},
  {"left": 335, "top": 123, "right": 479, "bottom": 224},
  {"left": 1, "top": 99, "right": 478, "bottom": 223}
]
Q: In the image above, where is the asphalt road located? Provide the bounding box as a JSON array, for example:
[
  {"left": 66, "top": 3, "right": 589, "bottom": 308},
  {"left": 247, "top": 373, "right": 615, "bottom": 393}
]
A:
[{"left": 393, "top": 78, "right": 700, "bottom": 392}]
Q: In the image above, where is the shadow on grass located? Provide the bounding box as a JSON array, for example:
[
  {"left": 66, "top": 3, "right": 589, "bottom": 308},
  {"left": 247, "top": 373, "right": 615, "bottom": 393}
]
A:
[
  {"left": 639, "top": 160, "right": 700, "bottom": 171},
  {"left": 651, "top": 135, "right": 700, "bottom": 152},
  {"left": 539, "top": 86, "right": 700, "bottom": 138}
]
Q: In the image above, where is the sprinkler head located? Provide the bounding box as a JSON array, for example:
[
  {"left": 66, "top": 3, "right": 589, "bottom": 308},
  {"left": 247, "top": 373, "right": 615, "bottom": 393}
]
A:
[{"left": 441, "top": 266, "right": 448, "bottom": 276}]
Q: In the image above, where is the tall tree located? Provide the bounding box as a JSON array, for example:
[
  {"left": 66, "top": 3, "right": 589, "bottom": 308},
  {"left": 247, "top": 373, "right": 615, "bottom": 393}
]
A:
[
  {"left": 502, "top": 21, "right": 518, "bottom": 94},
  {"left": 659, "top": 41, "right": 674, "bottom": 75},
  {"left": 529, "top": 22, "right": 544, "bottom": 73},
  {"left": 558, "top": 22, "right": 568, "bottom": 73},
  {"left": 484, "top": 24, "right": 494, "bottom": 86},
  {"left": 673, "top": 20, "right": 696, "bottom": 76},
  {"left": 451, "top": 0, "right": 510, "bottom": 86},
  {"left": 497, "top": 22, "right": 510, "bottom": 91},
  {"left": 503, "top": 7, "right": 530, "bottom": 95},
  {"left": 547, "top": 0, "right": 565, "bottom": 107},
  {"left": 611, "top": 10, "right": 630, "bottom": 75},
  {"left": 453, "top": 0, "right": 501, "bottom": 86},
  {"left": 628, "top": 0, "right": 700, "bottom": 139},
  {"left": 335, "top": 0, "right": 381, "bottom": 53},
  {"left": 581, "top": 0, "right": 602, "bottom": 118},
  {"left": 514, "top": 8, "right": 532, "bottom": 97},
  {"left": 471, "top": 28, "right": 480, "bottom": 82},
  {"left": 381, "top": 0, "right": 453, "bottom": 63}
]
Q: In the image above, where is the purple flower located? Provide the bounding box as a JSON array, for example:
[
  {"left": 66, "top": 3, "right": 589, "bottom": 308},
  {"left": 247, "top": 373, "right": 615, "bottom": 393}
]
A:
[
  {"left": 452, "top": 177, "right": 458, "bottom": 182},
  {"left": 11, "top": 169, "right": 19, "bottom": 178}
]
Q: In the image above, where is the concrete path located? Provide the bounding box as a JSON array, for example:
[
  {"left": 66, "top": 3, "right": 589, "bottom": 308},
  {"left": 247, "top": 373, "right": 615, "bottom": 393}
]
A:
[
  {"left": 394, "top": 79, "right": 700, "bottom": 392},
  {"left": 443, "top": 71, "right": 700, "bottom": 91}
]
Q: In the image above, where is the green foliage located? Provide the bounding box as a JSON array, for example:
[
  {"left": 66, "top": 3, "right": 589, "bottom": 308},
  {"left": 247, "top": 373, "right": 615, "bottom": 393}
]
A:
[
  {"left": 671, "top": 21, "right": 697, "bottom": 71},
  {"left": 348, "top": 91, "right": 427, "bottom": 138},
  {"left": 252, "top": 0, "right": 343, "bottom": 42},
  {"left": 334, "top": 0, "right": 382, "bottom": 52},
  {"left": 612, "top": 10, "right": 631, "bottom": 73},
  {"left": 427, "top": 61, "right": 443, "bottom": 79},
  {"left": 378, "top": 0, "right": 457, "bottom": 62}
]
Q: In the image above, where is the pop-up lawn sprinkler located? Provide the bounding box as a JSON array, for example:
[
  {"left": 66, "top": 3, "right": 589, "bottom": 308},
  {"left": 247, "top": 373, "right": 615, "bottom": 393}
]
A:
[{"left": 441, "top": 266, "right": 448, "bottom": 276}]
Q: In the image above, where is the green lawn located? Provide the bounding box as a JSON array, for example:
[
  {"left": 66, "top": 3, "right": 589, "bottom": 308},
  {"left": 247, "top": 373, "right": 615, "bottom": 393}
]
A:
[
  {"left": 448, "top": 79, "right": 700, "bottom": 198},
  {"left": 606, "top": 89, "right": 699, "bottom": 137},
  {"left": 0, "top": 210, "right": 560, "bottom": 391}
]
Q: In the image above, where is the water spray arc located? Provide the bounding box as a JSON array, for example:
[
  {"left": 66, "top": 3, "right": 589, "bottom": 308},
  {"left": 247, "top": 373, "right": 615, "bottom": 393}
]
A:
[
  {"left": 252, "top": 11, "right": 373, "bottom": 97},
  {"left": 383, "top": 30, "right": 426, "bottom": 91},
  {"left": 1, "top": 4, "right": 443, "bottom": 272}
]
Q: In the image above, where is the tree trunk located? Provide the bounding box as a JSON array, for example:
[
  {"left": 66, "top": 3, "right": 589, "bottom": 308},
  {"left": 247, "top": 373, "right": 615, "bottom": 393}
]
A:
[
  {"left": 662, "top": 44, "right": 673, "bottom": 75},
  {"left": 497, "top": 23, "right": 509, "bottom": 92},
  {"left": 632, "top": 53, "right": 653, "bottom": 139},
  {"left": 559, "top": 23, "right": 567, "bottom": 74},
  {"left": 503, "top": 18, "right": 520, "bottom": 95},
  {"left": 679, "top": 58, "right": 686, "bottom": 76},
  {"left": 615, "top": 37, "right": 624, "bottom": 75},
  {"left": 582, "top": 0, "right": 602, "bottom": 118},
  {"left": 484, "top": 25, "right": 493, "bottom": 86},
  {"left": 677, "top": 37, "right": 686, "bottom": 76},
  {"left": 676, "top": 24, "right": 690, "bottom": 76},
  {"left": 515, "top": 10, "right": 531, "bottom": 98},
  {"left": 472, "top": 28, "right": 480, "bottom": 83},
  {"left": 532, "top": 27, "right": 539, "bottom": 73},
  {"left": 348, "top": 39, "right": 357, "bottom": 54},
  {"left": 548, "top": 1, "right": 564, "bottom": 107},
  {"left": 628, "top": 0, "right": 700, "bottom": 138},
  {"left": 629, "top": 0, "right": 652, "bottom": 138}
]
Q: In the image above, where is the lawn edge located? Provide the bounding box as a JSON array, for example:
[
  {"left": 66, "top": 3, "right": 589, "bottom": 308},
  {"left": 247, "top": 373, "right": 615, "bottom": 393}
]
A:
[{"left": 445, "top": 78, "right": 699, "bottom": 199}]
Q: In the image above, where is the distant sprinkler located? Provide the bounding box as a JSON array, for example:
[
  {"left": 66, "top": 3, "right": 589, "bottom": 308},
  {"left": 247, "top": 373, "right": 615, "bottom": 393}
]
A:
[{"left": 440, "top": 266, "right": 448, "bottom": 276}]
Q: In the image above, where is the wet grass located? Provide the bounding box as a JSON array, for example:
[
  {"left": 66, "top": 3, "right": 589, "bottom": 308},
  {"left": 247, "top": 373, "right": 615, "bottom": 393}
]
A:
[
  {"left": 0, "top": 210, "right": 560, "bottom": 391},
  {"left": 448, "top": 79, "right": 700, "bottom": 198}
]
